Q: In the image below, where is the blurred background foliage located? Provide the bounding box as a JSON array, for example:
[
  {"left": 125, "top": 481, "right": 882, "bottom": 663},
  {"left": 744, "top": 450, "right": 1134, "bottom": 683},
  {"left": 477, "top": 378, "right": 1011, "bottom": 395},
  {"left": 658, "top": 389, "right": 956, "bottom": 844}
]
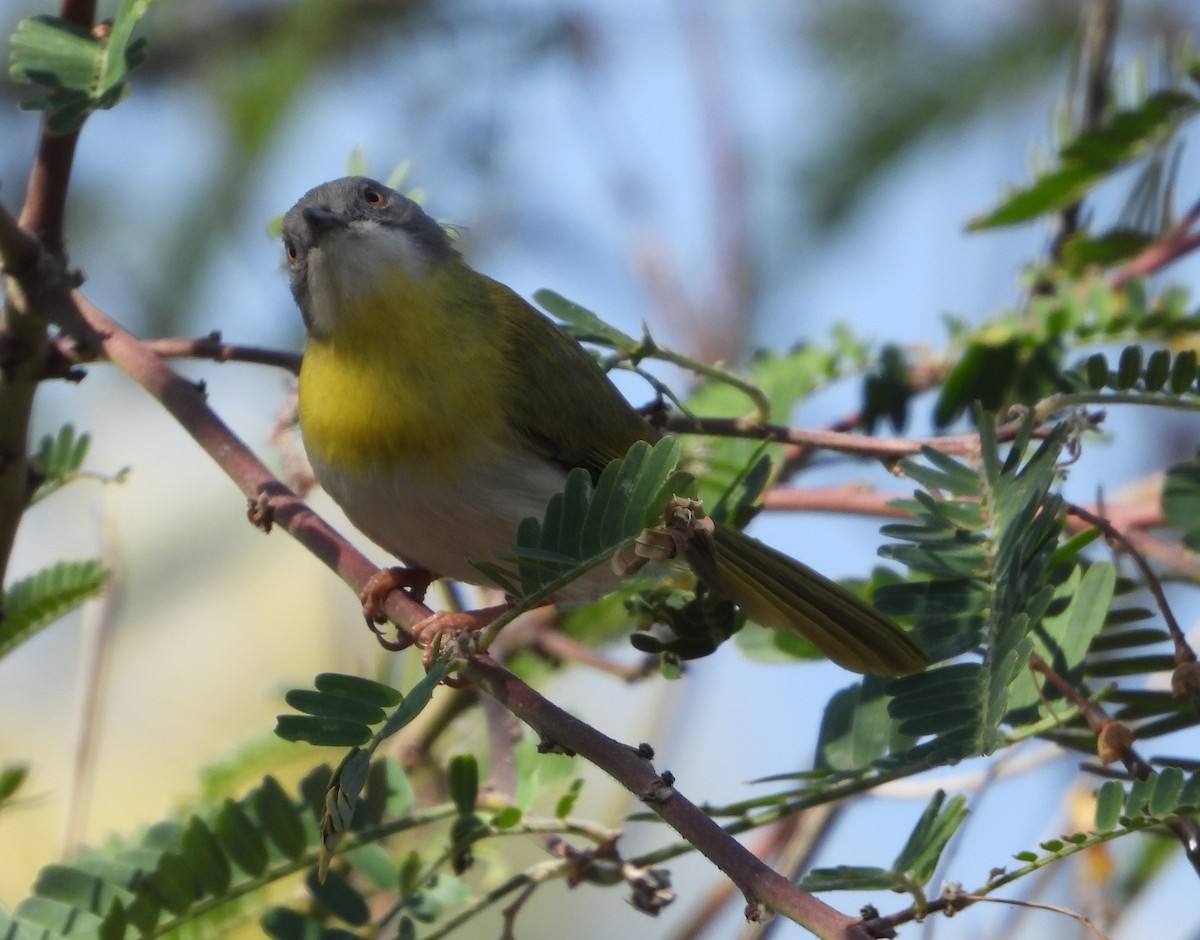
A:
[{"left": 3, "top": 1, "right": 1200, "bottom": 939}]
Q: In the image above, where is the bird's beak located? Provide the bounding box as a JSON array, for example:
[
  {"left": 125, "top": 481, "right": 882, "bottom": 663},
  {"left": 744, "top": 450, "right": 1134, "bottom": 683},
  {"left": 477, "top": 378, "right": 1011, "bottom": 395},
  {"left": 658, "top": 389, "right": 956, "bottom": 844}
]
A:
[{"left": 302, "top": 206, "right": 349, "bottom": 232}]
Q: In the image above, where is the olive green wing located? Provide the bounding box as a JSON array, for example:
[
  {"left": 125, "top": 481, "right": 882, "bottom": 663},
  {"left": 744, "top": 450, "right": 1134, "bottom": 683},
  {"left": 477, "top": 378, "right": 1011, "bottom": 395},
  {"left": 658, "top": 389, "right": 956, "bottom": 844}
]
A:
[{"left": 486, "top": 277, "right": 658, "bottom": 478}]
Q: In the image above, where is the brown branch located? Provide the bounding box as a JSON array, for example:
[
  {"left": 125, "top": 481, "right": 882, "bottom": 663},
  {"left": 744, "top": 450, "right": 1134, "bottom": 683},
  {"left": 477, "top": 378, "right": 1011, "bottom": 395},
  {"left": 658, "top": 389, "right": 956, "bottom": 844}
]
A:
[
  {"left": 17, "top": 0, "right": 97, "bottom": 257},
  {"left": 1110, "top": 196, "right": 1200, "bottom": 290},
  {"left": 50, "top": 330, "right": 304, "bottom": 375},
  {"left": 762, "top": 484, "right": 909, "bottom": 518},
  {"left": 665, "top": 413, "right": 1035, "bottom": 462},
  {"left": 0, "top": 192, "right": 41, "bottom": 277},
  {"left": 463, "top": 652, "right": 873, "bottom": 939},
  {"left": 0, "top": 1, "right": 95, "bottom": 591}
]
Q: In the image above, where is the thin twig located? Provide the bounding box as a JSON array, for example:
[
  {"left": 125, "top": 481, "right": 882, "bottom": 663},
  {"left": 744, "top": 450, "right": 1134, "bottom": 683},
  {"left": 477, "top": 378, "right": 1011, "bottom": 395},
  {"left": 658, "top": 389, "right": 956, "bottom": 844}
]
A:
[
  {"left": 51, "top": 331, "right": 303, "bottom": 375},
  {"left": 957, "top": 893, "right": 1112, "bottom": 940},
  {"left": 498, "top": 881, "right": 539, "bottom": 940},
  {"left": 665, "top": 414, "right": 1034, "bottom": 461},
  {"left": 1065, "top": 501, "right": 1196, "bottom": 666},
  {"left": 1028, "top": 653, "right": 1200, "bottom": 878}
]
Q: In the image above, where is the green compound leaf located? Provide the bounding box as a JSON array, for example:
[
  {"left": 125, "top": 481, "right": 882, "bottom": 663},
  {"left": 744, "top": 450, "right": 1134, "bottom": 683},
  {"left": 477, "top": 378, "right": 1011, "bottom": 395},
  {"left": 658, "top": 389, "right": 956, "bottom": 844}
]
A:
[
  {"left": 890, "top": 790, "right": 969, "bottom": 888},
  {"left": 796, "top": 865, "right": 900, "bottom": 893},
  {"left": 31, "top": 424, "right": 90, "bottom": 503},
  {"left": 970, "top": 90, "right": 1199, "bottom": 229},
  {"left": 815, "top": 676, "right": 914, "bottom": 772},
  {"left": 472, "top": 438, "right": 689, "bottom": 600},
  {"left": 1, "top": 559, "right": 108, "bottom": 658},
  {"left": 313, "top": 673, "right": 403, "bottom": 708},
  {"left": 213, "top": 799, "right": 269, "bottom": 877},
  {"left": 253, "top": 776, "right": 308, "bottom": 861},
  {"left": 878, "top": 419, "right": 1072, "bottom": 763},
  {"left": 534, "top": 288, "right": 641, "bottom": 354},
  {"left": 9, "top": 0, "right": 153, "bottom": 133},
  {"left": 304, "top": 867, "right": 370, "bottom": 927}
]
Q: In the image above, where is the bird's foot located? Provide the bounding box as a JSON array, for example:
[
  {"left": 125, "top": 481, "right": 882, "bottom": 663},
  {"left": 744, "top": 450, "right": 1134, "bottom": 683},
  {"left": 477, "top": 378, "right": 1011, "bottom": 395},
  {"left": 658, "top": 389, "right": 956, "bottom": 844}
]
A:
[
  {"left": 413, "top": 604, "right": 511, "bottom": 688},
  {"left": 361, "top": 566, "right": 435, "bottom": 624}
]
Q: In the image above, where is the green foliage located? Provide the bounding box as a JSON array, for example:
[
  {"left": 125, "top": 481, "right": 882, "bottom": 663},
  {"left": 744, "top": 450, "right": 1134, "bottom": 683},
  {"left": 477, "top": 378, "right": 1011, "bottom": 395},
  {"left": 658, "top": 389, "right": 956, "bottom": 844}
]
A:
[
  {"left": 1163, "top": 451, "right": 1200, "bottom": 550},
  {"left": 685, "top": 339, "right": 866, "bottom": 512},
  {"left": 874, "top": 418, "right": 1076, "bottom": 762},
  {"left": 798, "top": 790, "right": 969, "bottom": 907},
  {"left": 276, "top": 666, "right": 449, "bottom": 866},
  {"left": 29, "top": 423, "right": 127, "bottom": 505},
  {"left": 922, "top": 275, "right": 1200, "bottom": 431},
  {"left": 31, "top": 424, "right": 89, "bottom": 504},
  {"left": 0, "top": 767, "right": 397, "bottom": 940},
  {"left": 471, "top": 438, "right": 692, "bottom": 603},
  {"left": 970, "top": 90, "right": 1199, "bottom": 230},
  {"left": 1, "top": 559, "right": 108, "bottom": 658},
  {"left": 862, "top": 344, "right": 912, "bottom": 432},
  {"left": 935, "top": 333, "right": 1070, "bottom": 428},
  {"left": 988, "top": 769, "right": 1200, "bottom": 895},
  {"left": 1073, "top": 345, "right": 1200, "bottom": 402},
  {"left": 1042, "top": 574, "right": 1196, "bottom": 750},
  {"left": 0, "top": 756, "right": 490, "bottom": 940},
  {"left": 814, "top": 675, "right": 913, "bottom": 772},
  {"left": 8, "top": 0, "right": 152, "bottom": 133},
  {"left": 536, "top": 288, "right": 773, "bottom": 420},
  {"left": 0, "top": 764, "right": 28, "bottom": 812}
]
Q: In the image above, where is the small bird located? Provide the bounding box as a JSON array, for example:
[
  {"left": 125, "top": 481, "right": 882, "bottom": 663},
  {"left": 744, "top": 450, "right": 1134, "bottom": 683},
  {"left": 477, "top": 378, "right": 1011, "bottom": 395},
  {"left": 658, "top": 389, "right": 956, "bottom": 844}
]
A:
[{"left": 282, "top": 176, "right": 925, "bottom": 676}]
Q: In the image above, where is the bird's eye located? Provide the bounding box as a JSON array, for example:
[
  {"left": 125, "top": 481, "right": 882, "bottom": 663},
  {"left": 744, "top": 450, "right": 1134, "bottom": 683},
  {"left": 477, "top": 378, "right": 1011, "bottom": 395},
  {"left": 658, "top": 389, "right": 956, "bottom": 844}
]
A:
[
  {"left": 284, "top": 239, "right": 298, "bottom": 264},
  {"left": 363, "top": 186, "right": 386, "bottom": 207}
]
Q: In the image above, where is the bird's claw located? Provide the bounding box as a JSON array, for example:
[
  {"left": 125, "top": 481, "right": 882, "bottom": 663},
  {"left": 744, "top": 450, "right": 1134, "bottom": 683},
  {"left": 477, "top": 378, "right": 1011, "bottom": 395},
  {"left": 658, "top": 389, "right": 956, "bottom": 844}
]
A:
[
  {"left": 412, "top": 606, "right": 510, "bottom": 689},
  {"left": 360, "top": 565, "right": 435, "bottom": 625}
]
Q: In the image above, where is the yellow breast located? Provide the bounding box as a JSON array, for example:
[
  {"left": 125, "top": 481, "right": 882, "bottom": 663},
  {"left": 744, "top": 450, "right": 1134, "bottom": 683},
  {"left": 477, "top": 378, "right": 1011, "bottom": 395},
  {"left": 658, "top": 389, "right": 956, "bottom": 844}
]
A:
[{"left": 297, "top": 266, "right": 508, "bottom": 480}]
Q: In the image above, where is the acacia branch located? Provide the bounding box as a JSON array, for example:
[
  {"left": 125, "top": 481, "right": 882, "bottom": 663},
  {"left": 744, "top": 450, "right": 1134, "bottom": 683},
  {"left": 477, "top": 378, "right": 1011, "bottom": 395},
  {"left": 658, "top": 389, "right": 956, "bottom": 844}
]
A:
[
  {"left": 0, "top": 0, "right": 97, "bottom": 591},
  {"left": 16, "top": 0, "right": 96, "bottom": 256},
  {"left": 463, "top": 652, "right": 872, "bottom": 939},
  {"left": 664, "top": 413, "right": 1034, "bottom": 461},
  {"left": 52, "top": 330, "right": 303, "bottom": 375}
]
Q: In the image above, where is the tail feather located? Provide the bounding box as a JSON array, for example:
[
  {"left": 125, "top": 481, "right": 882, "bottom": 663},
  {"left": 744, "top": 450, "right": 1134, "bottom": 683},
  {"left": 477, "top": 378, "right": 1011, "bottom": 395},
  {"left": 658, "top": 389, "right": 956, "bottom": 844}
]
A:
[{"left": 711, "top": 526, "right": 926, "bottom": 676}]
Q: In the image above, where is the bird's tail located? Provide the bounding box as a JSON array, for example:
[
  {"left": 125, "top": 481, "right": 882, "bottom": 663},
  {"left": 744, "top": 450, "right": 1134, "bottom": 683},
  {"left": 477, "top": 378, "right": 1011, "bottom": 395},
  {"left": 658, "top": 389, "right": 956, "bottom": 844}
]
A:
[{"left": 708, "top": 525, "right": 927, "bottom": 676}]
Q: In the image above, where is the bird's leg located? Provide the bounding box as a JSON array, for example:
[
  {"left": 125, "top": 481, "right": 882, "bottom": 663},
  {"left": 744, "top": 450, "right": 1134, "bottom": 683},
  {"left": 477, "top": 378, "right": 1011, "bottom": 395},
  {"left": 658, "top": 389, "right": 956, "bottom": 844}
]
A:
[{"left": 361, "top": 565, "right": 436, "bottom": 625}]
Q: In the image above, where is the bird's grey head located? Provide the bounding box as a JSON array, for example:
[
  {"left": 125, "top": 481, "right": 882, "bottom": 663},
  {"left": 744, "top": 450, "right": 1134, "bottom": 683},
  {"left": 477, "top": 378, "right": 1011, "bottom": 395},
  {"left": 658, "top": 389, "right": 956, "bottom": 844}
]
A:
[{"left": 281, "top": 176, "right": 453, "bottom": 338}]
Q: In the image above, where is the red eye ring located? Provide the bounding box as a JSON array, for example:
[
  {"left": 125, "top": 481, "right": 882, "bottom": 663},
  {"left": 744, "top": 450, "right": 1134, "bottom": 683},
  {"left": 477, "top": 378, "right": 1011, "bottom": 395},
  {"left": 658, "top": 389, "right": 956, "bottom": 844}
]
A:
[{"left": 363, "top": 186, "right": 385, "bottom": 207}]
